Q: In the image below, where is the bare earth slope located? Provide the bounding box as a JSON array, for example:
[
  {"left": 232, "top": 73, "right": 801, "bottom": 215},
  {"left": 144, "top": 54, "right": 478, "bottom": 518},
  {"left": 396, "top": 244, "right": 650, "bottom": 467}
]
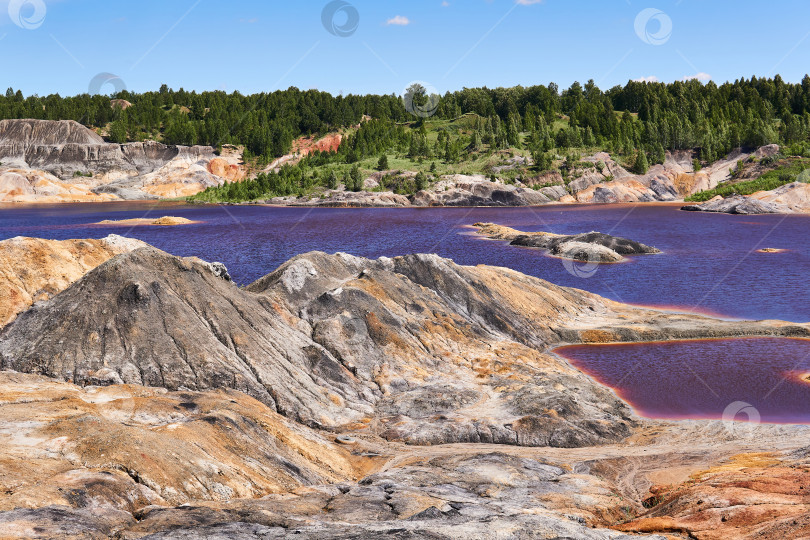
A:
[
  {"left": 0, "top": 234, "right": 148, "bottom": 327},
  {"left": 0, "top": 119, "right": 244, "bottom": 202},
  {"left": 683, "top": 181, "right": 810, "bottom": 214},
  {"left": 2, "top": 240, "right": 810, "bottom": 538}
]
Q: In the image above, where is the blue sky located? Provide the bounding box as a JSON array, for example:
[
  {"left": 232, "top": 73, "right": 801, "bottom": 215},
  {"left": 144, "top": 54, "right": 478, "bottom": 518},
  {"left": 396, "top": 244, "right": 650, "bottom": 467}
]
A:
[{"left": 1, "top": 0, "right": 809, "bottom": 97}]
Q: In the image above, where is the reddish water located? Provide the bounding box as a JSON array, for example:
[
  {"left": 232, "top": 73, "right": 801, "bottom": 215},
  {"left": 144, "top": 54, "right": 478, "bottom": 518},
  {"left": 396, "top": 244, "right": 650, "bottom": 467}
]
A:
[
  {"left": 1, "top": 202, "right": 808, "bottom": 322},
  {"left": 3, "top": 202, "right": 810, "bottom": 421},
  {"left": 556, "top": 338, "right": 810, "bottom": 423}
]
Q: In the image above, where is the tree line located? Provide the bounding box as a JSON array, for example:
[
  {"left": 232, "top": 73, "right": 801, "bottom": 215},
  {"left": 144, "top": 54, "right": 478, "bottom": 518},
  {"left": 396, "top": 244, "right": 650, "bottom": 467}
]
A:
[{"left": 2, "top": 76, "right": 809, "bottom": 165}]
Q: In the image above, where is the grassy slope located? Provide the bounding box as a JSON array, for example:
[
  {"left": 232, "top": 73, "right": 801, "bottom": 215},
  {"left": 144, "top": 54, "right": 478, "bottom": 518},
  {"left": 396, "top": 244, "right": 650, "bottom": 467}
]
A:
[{"left": 685, "top": 158, "right": 810, "bottom": 202}]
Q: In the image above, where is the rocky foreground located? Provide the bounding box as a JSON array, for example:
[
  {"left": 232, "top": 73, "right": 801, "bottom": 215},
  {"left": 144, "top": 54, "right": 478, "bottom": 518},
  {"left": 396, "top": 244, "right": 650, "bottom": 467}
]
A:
[{"left": 0, "top": 238, "right": 809, "bottom": 538}]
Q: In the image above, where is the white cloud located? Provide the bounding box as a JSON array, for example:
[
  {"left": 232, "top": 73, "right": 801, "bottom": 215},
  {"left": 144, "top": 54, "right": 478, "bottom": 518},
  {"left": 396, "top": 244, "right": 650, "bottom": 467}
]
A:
[
  {"left": 516, "top": 0, "right": 544, "bottom": 4},
  {"left": 682, "top": 72, "right": 712, "bottom": 82},
  {"left": 633, "top": 76, "right": 659, "bottom": 83},
  {"left": 386, "top": 15, "right": 411, "bottom": 26},
  {"left": 441, "top": 1, "right": 450, "bottom": 6}
]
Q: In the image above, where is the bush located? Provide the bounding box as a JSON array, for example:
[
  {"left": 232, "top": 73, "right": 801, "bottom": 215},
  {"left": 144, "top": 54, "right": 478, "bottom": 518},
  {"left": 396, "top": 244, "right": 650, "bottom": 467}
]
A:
[
  {"left": 692, "top": 158, "right": 702, "bottom": 172},
  {"left": 415, "top": 172, "right": 428, "bottom": 192},
  {"left": 729, "top": 159, "right": 744, "bottom": 178},
  {"left": 326, "top": 170, "right": 339, "bottom": 190}
]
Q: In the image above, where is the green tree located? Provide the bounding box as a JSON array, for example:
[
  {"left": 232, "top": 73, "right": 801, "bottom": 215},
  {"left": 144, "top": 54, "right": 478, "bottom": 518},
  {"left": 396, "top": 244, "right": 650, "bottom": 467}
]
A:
[
  {"left": 108, "top": 120, "right": 128, "bottom": 144},
  {"left": 350, "top": 164, "right": 363, "bottom": 192},
  {"left": 377, "top": 154, "right": 389, "bottom": 171},
  {"left": 327, "top": 170, "right": 339, "bottom": 190},
  {"left": 634, "top": 150, "right": 649, "bottom": 174},
  {"left": 414, "top": 171, "right": 428, "bottom": 192}
]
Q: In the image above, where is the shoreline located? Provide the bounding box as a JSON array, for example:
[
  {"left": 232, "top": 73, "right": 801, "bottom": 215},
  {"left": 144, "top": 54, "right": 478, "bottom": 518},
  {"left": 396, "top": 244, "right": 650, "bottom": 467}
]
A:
[{"left": 0, "top": 199, "right": 692, "bottom": 210}]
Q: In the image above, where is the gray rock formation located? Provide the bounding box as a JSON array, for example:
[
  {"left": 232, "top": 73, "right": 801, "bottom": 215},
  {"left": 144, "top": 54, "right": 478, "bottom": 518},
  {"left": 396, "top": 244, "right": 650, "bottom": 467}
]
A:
[
  {"left": 476, "top": 223, "right": 661, "bottom": 264},
  {"left": 2, "top": 245, "right": 806, "bottom": 454},
  {"left": 513, "top": 231, "right": 662, "bottom": 258},
  {"left": 0, "top": 120, "right": 215, "bottom": 180},
  {"left": 681, "top": 195, "right": 786, "bottom": 214},
  {"left": 268, "top": 190, "right": 411, "bottom": 207},
  {"left": 0, "top": 246, "right": 639, "bottom": 448},
  {"left": 0, "top": 119, "right": 227, "bottom": 200},
  {"left": 412, "top": 178, "right": 550, "bottom": 206}
]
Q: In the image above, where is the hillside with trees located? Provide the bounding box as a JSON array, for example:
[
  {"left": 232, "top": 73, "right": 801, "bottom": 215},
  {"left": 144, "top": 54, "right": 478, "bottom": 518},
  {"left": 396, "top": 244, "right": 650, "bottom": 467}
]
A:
[{"left": 3, "top": 76, "right": 810, "bottom": 202}]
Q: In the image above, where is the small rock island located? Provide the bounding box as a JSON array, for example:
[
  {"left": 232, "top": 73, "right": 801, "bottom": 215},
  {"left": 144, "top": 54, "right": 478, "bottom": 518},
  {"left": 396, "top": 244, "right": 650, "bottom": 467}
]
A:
[{"left": 474, "top": 222, "right": 661, "bottom": 263}]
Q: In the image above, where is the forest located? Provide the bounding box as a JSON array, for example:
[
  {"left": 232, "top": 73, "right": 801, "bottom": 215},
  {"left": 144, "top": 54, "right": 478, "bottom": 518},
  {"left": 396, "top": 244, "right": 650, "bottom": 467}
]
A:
[{"left": 3, "top": 76, "right": 810, "bottom": 201}]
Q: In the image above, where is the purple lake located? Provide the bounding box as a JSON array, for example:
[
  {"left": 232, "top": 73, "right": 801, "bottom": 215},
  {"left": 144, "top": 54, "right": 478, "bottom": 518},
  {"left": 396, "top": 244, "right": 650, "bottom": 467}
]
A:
[
  {"left": 556, "top": 338, "right": 810, "bottom": 424},
  {"left": 1, "top": 202, "right": 808, "bottom": 323}
]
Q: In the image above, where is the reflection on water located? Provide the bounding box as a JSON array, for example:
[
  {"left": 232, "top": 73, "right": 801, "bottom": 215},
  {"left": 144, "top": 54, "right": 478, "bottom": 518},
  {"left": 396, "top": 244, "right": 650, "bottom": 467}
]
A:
[
  {"left": 1, "top": 202, "right": 808, "bottom": 322},
  {"left": 556, "top": 338, "right": 810, "bottom": 424}
]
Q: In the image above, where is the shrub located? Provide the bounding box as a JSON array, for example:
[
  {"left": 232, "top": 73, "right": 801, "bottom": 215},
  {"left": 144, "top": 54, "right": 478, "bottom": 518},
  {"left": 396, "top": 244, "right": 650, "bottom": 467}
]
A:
[
  {"left": 415, "top": 172, "right": 428, "bottom": 192},
  {"left": 326, "top": 170, "right": 339, "bottom": 190},
  {"left": 729, "top": 159, "right": 744, "bottom": 178}
]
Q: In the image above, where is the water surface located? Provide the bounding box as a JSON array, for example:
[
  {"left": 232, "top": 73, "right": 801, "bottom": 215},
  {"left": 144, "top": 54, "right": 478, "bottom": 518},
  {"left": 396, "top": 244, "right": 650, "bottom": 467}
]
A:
[
  {"left": 1, "top": 202, "right": 808, "bottom": 322},
  {"left": 556, "top": 338, "right": 810, "bottom": 424}
]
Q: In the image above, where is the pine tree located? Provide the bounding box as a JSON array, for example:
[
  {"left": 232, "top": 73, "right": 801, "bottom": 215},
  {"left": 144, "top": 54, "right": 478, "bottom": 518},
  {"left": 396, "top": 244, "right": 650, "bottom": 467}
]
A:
[
  {"left": 350, "top": 164, "right": 363, "bottom": 192},
  {"left": 109, "top": 120, "right": 128, "bottom": 144},
  {"left": 414, "top": 171, "right": 428, "bottom": 192},
  {"left": 327, "top": 170, "right": 339, "bottom": 190},
  {"left": 634, "top": 150, "right": 649, "bottom": 174}
]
